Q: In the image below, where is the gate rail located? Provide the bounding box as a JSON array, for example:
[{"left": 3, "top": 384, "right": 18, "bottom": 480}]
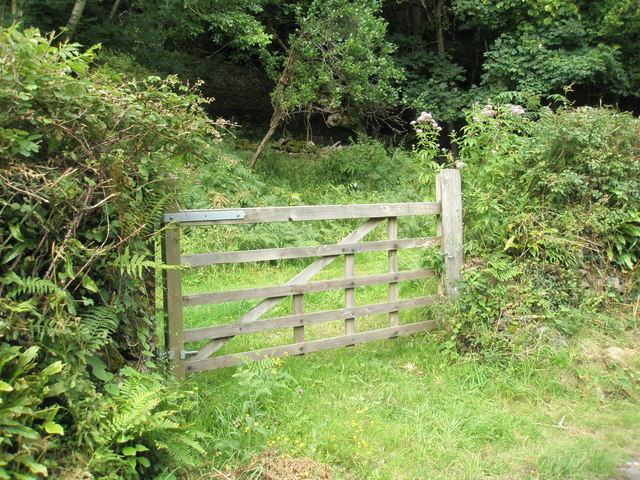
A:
[{"left": 162, "top": 169, "right": 462, "bottom": 377}]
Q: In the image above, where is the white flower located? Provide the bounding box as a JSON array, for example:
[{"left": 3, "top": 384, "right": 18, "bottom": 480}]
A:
[
  {"left": 508, "top": 105, "right": 525, "bottom": 115},
  {"left": 455, "top": 161, "right": 468, "bottom": 168}
]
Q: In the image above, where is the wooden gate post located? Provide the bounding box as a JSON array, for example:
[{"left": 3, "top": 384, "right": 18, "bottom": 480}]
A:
[
  {"left": 162, "top": 184, "right": 185, "bottom": 379},
  {"left": 436, "top": 169, "right": 463, "bottom": 297}
]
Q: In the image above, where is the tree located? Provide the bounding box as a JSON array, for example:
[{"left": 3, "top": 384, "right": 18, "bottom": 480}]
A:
[
  {"left": 387, "top": 0, "right": 640, "bottom": 124},
  {"left": 62, "top": 0, "right": 86, "bottom": 41},
  {"left": 250, "top": 0, "right": 402, "bottom": 167},
  {"left": 384, "top": 0, "right": 469, "bottom": 127}
]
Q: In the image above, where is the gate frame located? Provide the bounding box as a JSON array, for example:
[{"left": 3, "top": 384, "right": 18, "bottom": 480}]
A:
[{"left": 162, "top": 169, "right": 462, "bottom": 377}]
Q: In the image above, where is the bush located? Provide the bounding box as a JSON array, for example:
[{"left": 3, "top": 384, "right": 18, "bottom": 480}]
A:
[
  {"left": 0, "top": 25, "right": 223, "bottom": 476},
  {"left": 441, "top": 254, "right": 607, "bottom": 358},
  {"left": 414, "top": 99, "right": 639, "bottom": 358},
  {"left": 457, "top": 102, "right": 640, "bottom": 271},
  {"left": 520, "top": 107, "right": 640, "bottom": 268}
]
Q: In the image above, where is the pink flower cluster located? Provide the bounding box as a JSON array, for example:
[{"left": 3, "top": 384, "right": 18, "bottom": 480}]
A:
[
  {"left": 479, "top": 104, "right": 495, "bottom": 117},
  {"left": 410, "top": 111, "right": 442, "bottom": 131},
  {"left": 508, "top": 105, "right": 525, "bottom": 115}
]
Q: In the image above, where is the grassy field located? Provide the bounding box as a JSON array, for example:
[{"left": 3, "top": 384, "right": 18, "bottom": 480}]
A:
[
  {"left": 188, "top": 319, "right": 639, "bottom": 479},
  {"left": 176, "top": 258, "right": 640, "bottom": 479}
]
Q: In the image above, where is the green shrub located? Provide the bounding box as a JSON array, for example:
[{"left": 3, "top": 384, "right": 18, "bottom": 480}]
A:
[
  {"left": 520, "top": 107, "right": 640, "bottom": 268},
  {"left": 72, "top": 367, "right": 206, "bottom": 479},
  {"left": 414, "top": 100, "right": 639, "bottom": 357},
  {"left": 440, "top": 254, "right": 611, "bottom": 359},
  {"left": 456, "top": 101, "right": 640, "bottom": 271},
  {"left": 0, "top": 25, "right": 223, "bottom": 476}
]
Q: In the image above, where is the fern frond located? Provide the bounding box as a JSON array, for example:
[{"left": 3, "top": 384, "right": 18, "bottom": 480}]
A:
[
  {"left": 145, "top": 417, "right": 180, "bottom": 431},
  {"left": 14, "top": 277, "right": 69, "bottom": 300},
  {"left": 155, "top": 435, "right": 202, "bottom": 466},
  {"left": 108, "top": 246, "right": 180, "bottom": 279},
  {"left": 79, "top": 306, "right": 119, "bottom": 352},
  {"left": 121, "top": 186, "right": 173, "bottom": 237},
  {"left": 112, "top": 388, "right": 161, "bottom": 429}
]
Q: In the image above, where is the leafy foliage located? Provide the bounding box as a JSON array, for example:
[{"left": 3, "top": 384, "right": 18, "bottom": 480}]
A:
[
  {"left": 440, "top": 255, "right": 605, "bottom": 357},
  {"left": 0, "top": 25, "right": 224, "bottom": 477},
  {"left": 276, "top": 0, "right": 403, "bottom": 128},
  {"left": 397, "top": 48, "right": 469, "bottom": 124},
  {"left": 79, "top": 367, "right": 207, "bottom": 478},
  {"left": 0, "top": 344, "right": 65, "bottom": 480},
  {"left": 452, "top": 100, "right": 640, "bottom": 270},
  {"left": 482, "top": 27, "right": 626, "bottom": 96},
  {"left": 409, "top": 99, "right": 639, "bottom": 359}
]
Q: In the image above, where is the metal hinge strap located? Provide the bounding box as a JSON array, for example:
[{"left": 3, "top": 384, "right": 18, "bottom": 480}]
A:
[{"left": 162, "top": 211, "right": 245, "bottom": 223}]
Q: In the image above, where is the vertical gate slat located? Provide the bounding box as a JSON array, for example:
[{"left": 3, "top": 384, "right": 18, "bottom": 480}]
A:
[
  {"left": 345, "top": 253, "right": 355, "bottom": 337},
  {"left": 162, "top": 214, "right": 185, "bottom": 379},
  {"left": 293, "top": 294, "right": 304, "bottom": 343},
  {"left": 388, "top": 217, "right": 398, "bottom": 326},
  {"left": 436, "top": 169, "right": 463, "bottom": 296}
]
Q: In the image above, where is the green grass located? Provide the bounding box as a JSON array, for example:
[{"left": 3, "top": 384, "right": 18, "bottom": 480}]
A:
[
  {"left": 175, "top": 248, "right": 640, "bottom": 479},
  {"left": 187, "top": 324, "right": 639, "bottom": 479}
]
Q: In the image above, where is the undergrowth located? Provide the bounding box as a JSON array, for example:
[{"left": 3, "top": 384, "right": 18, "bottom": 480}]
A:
[{"left": 0, "top": 26, "right": 222, "bottom": 478}]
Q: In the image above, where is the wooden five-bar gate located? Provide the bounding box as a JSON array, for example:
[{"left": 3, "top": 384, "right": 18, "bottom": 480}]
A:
[{"left": 162, "top": 169, "right": 462, "bottom": 377}]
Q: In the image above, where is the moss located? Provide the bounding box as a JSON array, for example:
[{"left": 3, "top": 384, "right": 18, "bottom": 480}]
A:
[
  {"left": 235, "top": 138, "right": 258, "bottom": 151},
  {"left": 271, "top": 138, "right": 319, "bottom": 154}
]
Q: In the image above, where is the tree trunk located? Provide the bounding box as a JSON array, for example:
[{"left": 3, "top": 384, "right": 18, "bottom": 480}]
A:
[
  {"left": 63, "top": 0, "right": 87, "bottom": 42},
  {"left": 250, "top": 44, "right": 300, "bottom": 169},
  {"left": 433, "top": 0, "right": 445, "bottom": 56},
  {"left": 109, "top": 0, "right": 121, "bottom": 20},
  {"left": 249, "top": 105, "right": 284, "bottom": 169},
  {"left": 10, "top": 0, "right": 17, "bottom": 15}
]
